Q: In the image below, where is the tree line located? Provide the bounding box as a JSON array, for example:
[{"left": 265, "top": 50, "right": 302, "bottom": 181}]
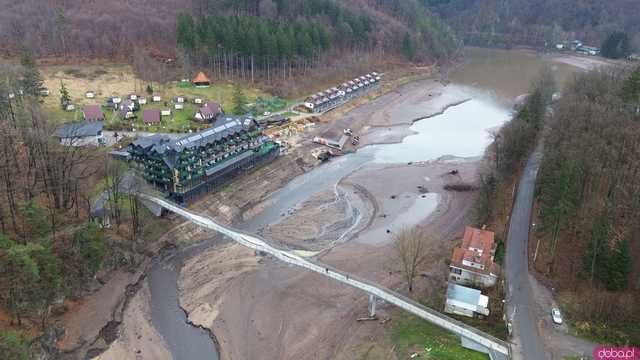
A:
[
  {"left": 533, "top": 66, "right": 640, "bottom": 344},
  {"left": 0, "top": 54, "right": 149, "bottom": 354},
  {"left": 474, "top": 68, "right": 555, "bottom": 226}
]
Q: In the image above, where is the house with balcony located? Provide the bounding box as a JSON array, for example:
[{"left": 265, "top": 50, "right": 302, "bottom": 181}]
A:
[
  {"left": 449, "top": 226, "right": 500, "bottom": 288},
  {"left": 128, "top": 114, "right": 278, "bottom": 203}
]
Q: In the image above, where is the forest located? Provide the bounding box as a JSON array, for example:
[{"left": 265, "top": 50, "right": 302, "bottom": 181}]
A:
[
  {"left": 0, "top": 0, "right": 459, "bottom": 85},
  {"left": 424, "top": 0, "right": 640, "bottom": 49},
  {"left": 0, "top": 54, "right": 155, "bottom": 357},
  {"left": 533, "top": 66, "right": 640, "bottom": 345}
]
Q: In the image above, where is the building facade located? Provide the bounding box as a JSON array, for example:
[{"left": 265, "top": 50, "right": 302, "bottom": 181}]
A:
[
  {"left": 129, "top": 114, "right": 278, "bottom": 203},
  {"left": 444, "top": 283, "right": 490, "bottom": 318},
  {"left": 449, "top": 226, "right": 500, "bottom": 288}
]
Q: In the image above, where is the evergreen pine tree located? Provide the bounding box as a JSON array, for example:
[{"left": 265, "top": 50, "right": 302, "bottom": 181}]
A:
[
  {"left": 403, "top": 32, "right": 416, "bottom": 61},
  {"left": 604, "top": 239, "right": 631, "bottom": 291},
  {"left": 59, "top": 80, "right": 71, "bottom": 107},
  {"left": 231, "top": 84, "right": 247, "bottom": 115},
  {"left": 20, "top": 49, "right": 44, "bottom": 100}
]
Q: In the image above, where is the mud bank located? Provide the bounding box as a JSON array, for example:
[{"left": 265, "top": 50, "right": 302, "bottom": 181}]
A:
[{"left": 175, "top": 78, "right": 509, "bottom": 359}]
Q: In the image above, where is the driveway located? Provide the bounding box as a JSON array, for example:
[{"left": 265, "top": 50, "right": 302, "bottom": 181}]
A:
[{"left": 505, "top": 138, "right": 597, "bottom": 360}]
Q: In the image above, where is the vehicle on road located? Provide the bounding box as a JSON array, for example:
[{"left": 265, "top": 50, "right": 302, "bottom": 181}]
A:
[
  {"left": 551, "top": 308, "right": 563, "bottom": 325},
  {"left": 343, "top": 128, "right": 353, "bottom": 136}
]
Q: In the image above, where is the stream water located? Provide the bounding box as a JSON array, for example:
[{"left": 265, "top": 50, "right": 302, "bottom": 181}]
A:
[{"left": 146, "top": 47, "right": 582, "bottom": 360}]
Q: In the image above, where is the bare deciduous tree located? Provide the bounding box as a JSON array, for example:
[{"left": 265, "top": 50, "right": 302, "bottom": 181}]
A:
[{"left": 393, "top": 227, "right": 429, "bottom": 293}]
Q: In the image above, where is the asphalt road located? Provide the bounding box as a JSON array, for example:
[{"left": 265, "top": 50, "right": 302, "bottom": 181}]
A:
[{"left": 505, "top": 139, "right": 549, "bottom": 360}]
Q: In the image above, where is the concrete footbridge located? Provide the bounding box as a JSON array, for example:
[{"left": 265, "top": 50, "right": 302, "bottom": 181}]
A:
[{"left": 141, "top": 194, "right": 511, "bottom": 360}]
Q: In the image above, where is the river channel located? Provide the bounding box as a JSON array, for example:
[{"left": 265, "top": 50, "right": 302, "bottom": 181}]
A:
[{"left": 146, "top": 47, "right": 582, "bottom": 360}]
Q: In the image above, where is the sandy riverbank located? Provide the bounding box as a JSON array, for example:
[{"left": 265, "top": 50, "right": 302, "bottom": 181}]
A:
[
  {"left": 174, "top": 76, "right": 485, "bottom": 359},
  {"left": 99, "top": 283, "right": 172, "bottom": 360}
]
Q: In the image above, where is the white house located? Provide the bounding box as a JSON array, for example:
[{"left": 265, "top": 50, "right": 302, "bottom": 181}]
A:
[
  {"left": 449, "top": 226, "right": 500, "bottom": 288},
  {"left": 55, "top": 121, "right": 104, "bottom": 147},
  {"left": 85, "top": 91, "right": 96, "bottom": 99},
  {"left": 444, "top": 283, "right": 490, "bottom": 318},
  {"left": 152, "top": 95, "right": 162, "bottom": 102},
  {"left": 161, "top": 109, "right": 171, "bottom": 116},
  {"left": 138, "top": 96, "right": 147, "bottom": 105},
  {"left": 174, "top": 103, "right": 184, "bottom": 110}
]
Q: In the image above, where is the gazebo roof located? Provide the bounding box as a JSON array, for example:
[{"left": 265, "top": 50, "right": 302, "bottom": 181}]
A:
[{"left": 192, "top": 71, "right": 211, "bottom": 84}]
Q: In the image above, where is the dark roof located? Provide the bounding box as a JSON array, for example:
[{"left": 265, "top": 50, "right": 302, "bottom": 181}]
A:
[
  {"left": 83, "top": 105, "right": 104, "bottom": 121},
  {"left": 55, "top": 121, "right": 104, "bottom": 138},
  {"left": 143, "top": 109, "right": 161, "bottom": 124},
  {"left": 198, "top": 102, "right": 221, "bottom": 119},
  {"left": 130, "top": 115, "right": 257, "bottom": 169}
]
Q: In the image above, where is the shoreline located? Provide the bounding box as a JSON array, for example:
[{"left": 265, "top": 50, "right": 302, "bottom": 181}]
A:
[{"left": 176, "top": 78, "right": 481, "bottom": 360}]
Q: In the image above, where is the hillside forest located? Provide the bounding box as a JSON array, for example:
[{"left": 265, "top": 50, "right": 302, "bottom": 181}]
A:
[
  {"left": 0, "top": 55, "right": 158, "bottom": 356},
  {"left": 425, "top": 0, "right": 640, "bottom": 50},
  {"left": 0, "top": 0, "right": 459, "bottom": 90},
  {"left": 532, "top": 66, "right": 640, "bottom": 345}
]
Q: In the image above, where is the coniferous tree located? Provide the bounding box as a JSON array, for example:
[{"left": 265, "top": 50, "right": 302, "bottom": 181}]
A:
[
  {"left": 231, "top": 84, "right": 247, "bottom": 115},
  {"left": 19, "top": 49, "right": 44, "bottom": 100},
  {"left": 59, "top": 80, "right": 71, "bottom": 108}
]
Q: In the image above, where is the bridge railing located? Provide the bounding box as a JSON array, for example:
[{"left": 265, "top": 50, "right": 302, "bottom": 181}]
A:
[{"left": 141, "top": 193, "right": 511, "bottom": 357}]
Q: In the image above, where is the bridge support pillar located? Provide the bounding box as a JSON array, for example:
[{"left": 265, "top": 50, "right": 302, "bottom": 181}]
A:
[{"left": 368, "top": 294, "right": 376, "bottom": 317}]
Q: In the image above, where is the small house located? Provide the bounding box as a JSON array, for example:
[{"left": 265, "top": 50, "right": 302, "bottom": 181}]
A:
[
  {"left": 138, "top": 96, "right": 147, "bottom": 105},
  {"left": 174, "top": 103, "right": 184, "bottom": 110},
  {"left": 110, "top": 96, "right": 122, "bottom": 105},
  {"left": 129, "top": 94, "right": 138, "bottom": 101},
  {"left": 55, "top": 121, "right": 104, "bottom": 147},
  {"left": 193, "top": 97, "right": 204, "bottom": 105},
  {"left": 444, "top": 283, "right": 490, "bottom": 318},
  {"left": 85, "top": 91, "right": 96, "bottom": 99},
  {"left": 194, "top": 102, "right": 221, "bottom": 122},
  {"left": 175, "top": 96, "right": 186, "bottom": 103},
  {"left": 83, "top": 104, "right": 104, "bottom": 122},
  {"left": 143, "top": 109, "right": 161, "bottom": 125},
  {"left": 192, "top": 72, "right": 211, "bottom": 87},
  {"left": 64, "top": 103, "right": 75, "bottom": 111},
  {"left": 161, "top": 109, "right": 171, "bottom": 117},
  {"left": 152, "top": 95, "right": 162, "bottom": 102},
  {"left": 39, "top": 89, "right": 50, "bottom": 96}
]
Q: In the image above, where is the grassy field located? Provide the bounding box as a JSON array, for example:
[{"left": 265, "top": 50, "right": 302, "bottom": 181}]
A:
[
  {"left": 390, "top": 313, "right": 490, "bottom": 360},
  {"left": 39, "top": 64, "right": 274, "bottom": 128}
]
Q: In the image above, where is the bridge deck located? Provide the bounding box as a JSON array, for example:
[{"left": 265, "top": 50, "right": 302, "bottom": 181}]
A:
[{"left": 141, "top": 194, "right": 511, "bottom": 358}]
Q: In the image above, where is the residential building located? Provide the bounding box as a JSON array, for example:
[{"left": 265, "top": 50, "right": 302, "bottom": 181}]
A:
[
  {"left": 128, "top": 114, "right": 279, "bottom": 203},
  {"left": 143, "top": 109, "right": 161, "bottom": 125},
  {"left": 444, "top": 283, "right": 490, "bottom": 318},
  {"left": 83, "top": 104, "right": 104, "bottom": 121},
  {"left": 449, "top": 226, "right": 500, "bottom": 288},
  {"left": 195, "top": 102, "right": 222, "bottom": 122},
  {"left": 304, "top": 72, "right": 381, "bottom": 113},
  {"left": 55, "top": 121, "right": 104, "bottom": 147}
]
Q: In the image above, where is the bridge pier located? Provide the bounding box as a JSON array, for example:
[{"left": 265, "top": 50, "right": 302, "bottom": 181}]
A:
[{"left": 368, "top": 294, "right": 377, "bottom": 317}]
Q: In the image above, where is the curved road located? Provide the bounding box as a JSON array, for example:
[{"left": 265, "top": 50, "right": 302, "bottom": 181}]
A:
[
  {"left": 504, "top": 139, "right": 548, "bottom": 360},
  {"left": 141, "top": 193, "right": 511, "bottom": 359}
]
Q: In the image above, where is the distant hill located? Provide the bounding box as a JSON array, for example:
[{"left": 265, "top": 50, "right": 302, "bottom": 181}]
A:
[
  {"left": 0, "top": 0, "right": 459, "bottom": 66},
  {"left": 424, "top": 0, "right": 640, "bottom": 49}
]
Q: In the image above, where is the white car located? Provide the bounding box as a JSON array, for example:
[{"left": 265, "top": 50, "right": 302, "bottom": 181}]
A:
[{"left": 551, "top": 308, "right": 563, "bottom": 325}]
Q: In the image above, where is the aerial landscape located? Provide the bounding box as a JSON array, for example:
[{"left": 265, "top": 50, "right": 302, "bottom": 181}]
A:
[{"left": 0, "top": 1, "right": 639, "bottom": 360}]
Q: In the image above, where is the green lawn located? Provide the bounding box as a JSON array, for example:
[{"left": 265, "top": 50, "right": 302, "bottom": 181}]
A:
[
  {"left": 160, "top": 81, "right": 271, "bottom": 113},
  {"left": 391, "top": 313, "right": 489, "bottom": 360}
]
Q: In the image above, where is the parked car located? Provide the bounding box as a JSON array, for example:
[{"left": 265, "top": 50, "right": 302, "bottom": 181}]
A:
[{"left": 551, "top": 308, "right": 563, "bottom": 325}]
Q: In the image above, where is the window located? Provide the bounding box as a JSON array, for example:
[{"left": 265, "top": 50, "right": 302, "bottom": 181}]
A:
[{"left": 451, "top": 267, "right": 462, "bottom": 275}]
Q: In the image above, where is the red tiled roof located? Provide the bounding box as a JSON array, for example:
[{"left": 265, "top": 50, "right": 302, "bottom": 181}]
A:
[
  {"left": 83, "top": 104, "right": 104, "bottom": 121},
  {"left": 450, "top": 226, "right": 498, "bottom": 276}
]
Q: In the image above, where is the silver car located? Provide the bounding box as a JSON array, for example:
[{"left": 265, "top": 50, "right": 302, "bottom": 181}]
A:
[{"left": 551, "top": 308, "right": 563, "bottom": 325}]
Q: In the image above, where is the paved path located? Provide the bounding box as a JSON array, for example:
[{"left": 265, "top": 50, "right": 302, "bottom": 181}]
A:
[
  {"left": 141, "top": 193, "right": 511, "bottom": 359},
  {"left": 505, "top": 139, "right": 548, "bottom": 360}
]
